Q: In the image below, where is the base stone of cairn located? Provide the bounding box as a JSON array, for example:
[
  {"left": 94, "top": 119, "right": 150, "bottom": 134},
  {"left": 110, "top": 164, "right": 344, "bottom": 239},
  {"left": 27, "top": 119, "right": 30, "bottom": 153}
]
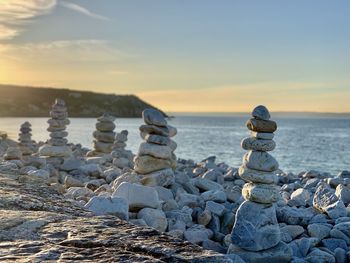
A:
[
  {"left": 112, "top": 130, "right": 134, "bottom": 169},
  {"left": 228, "top": 105, "right": 291, "bottom": 262},
  {"left": 18, "top": 121, "right": 37, "bottom": 155},
  {"left": 39, "top": 99, "right": 72, "bottom": 166},
  {"left": 134, "top": 109, "right": 177, "bottom": 186},
  {"left": 86, "top": 113, "right": 115, "bottom": 157}
]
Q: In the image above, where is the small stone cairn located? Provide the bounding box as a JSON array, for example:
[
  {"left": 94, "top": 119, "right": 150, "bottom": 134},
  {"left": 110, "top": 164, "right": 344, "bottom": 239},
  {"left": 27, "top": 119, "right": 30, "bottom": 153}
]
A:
[
  {"left": 134, "top": 108, "right": 177, "bottom": 181},
  {"left": 229, "top": 105, "right": 291, "bottom": 262},
  {"left": 18, "top": 121, "right": 37, "bottom": 155},
  {"left": 39, "top": 99, "right": 72, "bottom": 166},
  {"left": 112, "top": 130, "right": 134, "bottom": 169},
  {"left": 87, "top": 113, "right": 116, "bottom": 157}
]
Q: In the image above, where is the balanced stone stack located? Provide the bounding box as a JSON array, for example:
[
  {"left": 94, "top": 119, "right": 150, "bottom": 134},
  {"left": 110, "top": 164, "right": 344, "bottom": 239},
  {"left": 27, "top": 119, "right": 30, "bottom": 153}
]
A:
[
  {"left": 87, "top": 113, "right": 116, "bottom": 157},
  {"left": 112, "top": 130, "right": 134, "bottom": 169},
  {"left": 134, "top": 109, "right": 177, "bottom": 179},
  {"left": 18, "top": 121, "right": 36, "bottom": 155},
  {"left": 229, "top": 105, "right": 291, "bottom": 262},
  {"left": 39, "top": 99, "right": 72, "bottom": 165}
]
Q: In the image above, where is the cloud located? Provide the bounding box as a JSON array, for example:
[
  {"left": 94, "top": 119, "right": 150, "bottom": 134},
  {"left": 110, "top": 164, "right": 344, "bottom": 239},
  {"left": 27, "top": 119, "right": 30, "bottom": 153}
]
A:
[
  {"left": 0, "top": 39, "right": 128, "bottom": 63},
  {"left": 0, "top": 0, "right": 57, "bottom": 40},
  {"left": 60, "top": 1, "right": 111, "bottom": 21}
]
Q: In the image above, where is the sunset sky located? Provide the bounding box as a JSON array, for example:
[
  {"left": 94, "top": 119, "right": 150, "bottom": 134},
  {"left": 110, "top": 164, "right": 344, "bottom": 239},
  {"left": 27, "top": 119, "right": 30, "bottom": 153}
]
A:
[{"left": 0, "top": 0, "right": 349, "bottom": 113}]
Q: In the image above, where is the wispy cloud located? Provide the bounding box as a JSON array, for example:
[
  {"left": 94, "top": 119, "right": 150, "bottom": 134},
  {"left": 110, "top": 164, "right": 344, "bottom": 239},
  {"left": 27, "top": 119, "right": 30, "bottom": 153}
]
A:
[
  {"left": 0, "top": 0, "right": 57, "bottom": 40},
  {"left": 60, "top": 1, "right": 111, "bottom": 21}
]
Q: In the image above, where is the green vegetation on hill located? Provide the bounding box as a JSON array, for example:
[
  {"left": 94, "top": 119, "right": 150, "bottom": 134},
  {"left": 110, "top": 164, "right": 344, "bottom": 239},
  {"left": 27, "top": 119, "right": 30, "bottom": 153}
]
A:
[{"left": 0, "top": 84, "right": 166, "bottom": 118}]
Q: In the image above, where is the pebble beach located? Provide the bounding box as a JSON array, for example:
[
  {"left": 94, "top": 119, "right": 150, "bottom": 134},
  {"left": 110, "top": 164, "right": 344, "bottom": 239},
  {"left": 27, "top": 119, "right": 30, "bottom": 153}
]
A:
[{"left": 0, "top": 100, "right": 349, "bottom": 263}]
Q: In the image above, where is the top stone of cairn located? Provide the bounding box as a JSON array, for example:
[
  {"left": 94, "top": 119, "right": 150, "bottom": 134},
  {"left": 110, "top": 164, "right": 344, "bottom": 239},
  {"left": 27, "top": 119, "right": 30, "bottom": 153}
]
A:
[
  {"left": 252, "top": 105, "right": 270, "bottom": 120},
  {"left": 97, "top": 112, "right": 116, "bottom": 123},
  {"left": 142, "top": 109, "right": 167, "bottom": 127}
]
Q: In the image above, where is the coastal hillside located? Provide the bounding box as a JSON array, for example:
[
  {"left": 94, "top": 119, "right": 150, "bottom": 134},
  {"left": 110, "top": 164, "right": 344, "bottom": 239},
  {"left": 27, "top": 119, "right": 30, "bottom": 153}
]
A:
[{"left": 0, "top": 84, "right": 165, "bottom": 118}]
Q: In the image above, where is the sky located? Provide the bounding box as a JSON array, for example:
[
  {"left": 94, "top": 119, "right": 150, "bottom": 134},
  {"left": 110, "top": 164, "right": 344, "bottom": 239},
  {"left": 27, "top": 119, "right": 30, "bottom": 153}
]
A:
[{"left": 0, "top": 0, "right": 349, "bottom": 113}]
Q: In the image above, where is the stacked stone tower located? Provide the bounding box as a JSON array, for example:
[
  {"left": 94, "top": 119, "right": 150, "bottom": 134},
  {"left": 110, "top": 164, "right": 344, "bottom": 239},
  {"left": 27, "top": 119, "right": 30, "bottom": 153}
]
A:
[
  {"left": 18, "top": 121, "right": 37, "bottom": 155},
  {"left": 87, "top": 113, "right": 116, "bottom": 156},
  {"left": 39, "top": 99, "right": 72, "bottom": 165},
  {"left": 134, "top": 109, "right": 177, "bottom": 176},
  {"left": 112, "top": 130, "right": 134, "bottom": 169},
  {"left": 229, "top": 105, "right": 291, "bottom": 262}
]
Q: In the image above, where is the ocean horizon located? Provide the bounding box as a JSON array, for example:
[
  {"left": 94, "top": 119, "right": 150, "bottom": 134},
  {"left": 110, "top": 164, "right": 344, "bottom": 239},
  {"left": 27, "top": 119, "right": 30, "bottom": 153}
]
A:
[{"left": 1, "top": 115, "right": 349, "bottom": 175}]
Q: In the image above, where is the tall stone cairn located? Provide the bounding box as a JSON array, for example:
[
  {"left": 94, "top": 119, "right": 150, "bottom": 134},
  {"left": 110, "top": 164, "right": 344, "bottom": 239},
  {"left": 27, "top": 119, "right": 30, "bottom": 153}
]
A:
[
  {"left": 112, "top": 130, "right": 134, "bottom": 169},
  {"left": 134, "top": 109, "right": 177, "bottom": 175},
  {"left": 87, "top": 113, "right": 116, "bottom": 156},
  {"left": 229, "top": 105, "right": 291, "bottom": 262},
  {"left": 18, "top": 121, "right": 37, "bottom": 155},
  {"left": 39, "top": 99, "right": 72, "bottom": 164}
]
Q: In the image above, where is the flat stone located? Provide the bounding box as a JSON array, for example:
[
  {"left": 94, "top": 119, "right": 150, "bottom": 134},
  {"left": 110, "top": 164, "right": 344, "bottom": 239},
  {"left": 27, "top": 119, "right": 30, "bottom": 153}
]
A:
[
  {"left": 280, "top": 225, "right": 304, "bottom": 240},
  {"left": 243, "top": 151, "right": 279, "bottom": 172},
  {"left": 228, "top": 242, "right": 291, "bottom": 263},
  {"left": 97, "top": 113, "right": 116, "bottom": 122},
  {"left": 93, "top": 131, "right": 116, "bottom": 143},
  {"left": 39, "top": 145, "right": 72, "bottom": 157},
  {"left": 333, "top": 222, "right": 350, "bottom": 241},
  {"left": 79, "top": 163, "right": 102, "bottom": 177},
  {"left": 142, "top": 108, "right": 167, "bottom": 127},
  {"left": 140, "top": 125, "right": 169, "bottom": 136},
  {"left": 137, "top": 208, "right": 167, "bottom": 232},
  {"left": 115, "top": 130, "right": 128, "bottom": 142},
  {"left": 138, "top": 142, "right": 173, "bottom": 160},
  {"left": 335, "top": 184, "right": 350, "bottom": 206},
  {"left": 4, "top": 147, "right": 22, "bottom": 160},
  {"left": 246, "top": 118, "right": 277, "bottom": 133},
  {"left": 305, "top": 248, "right": 335, "bottom": 263},
  {"left": 48, "top": 138, "right": 68, "bottom": 146},
  {"left": 242, "top": 183, "right": 280, "bottom": 204},
  {"left": 307, "top": 223, "right": 331, "bottom": 240},
  {"left": 96, "top": 121, "right": 116, "bottom": 132},
  {"left": 112, "top": 182, "right": 160, "bottom": 211},
  {"left": 321, "top": 238, "right": 348, "bottom": 251},
  {"left": 238, "top": 165, "right": 278, "bottom": 184},
  {"left": 201, "top": 190, "right": 227, "bottom": 203},
  {"left": 290, "top": 188, "right": 311, "bottom": 207},
  {"left": 250, "top": 131, "right": 274, "bottom": 140},
  {"left": 184, "top": 224, "right": 213, "bottom": 244},
  {"left": 47, "top": 118, "right": 70, "bottom": 127},
  {"left": 313, "top": 183, "right": 347, "bottom": 219},
  {"left": 231, "top": 201, "right": 280, "bottom": 251},
  {"left": 140, "top": 168, "right": 175, "bottom": 187},
  {"left": 84, "top": 196, "right": 128, "bottom": 220},
  {"left": 50, "top": 111, "right": 67, "bottom": 119},
  {"left": 176, "top": 193, "right": 199, "bottom": 208},
  {"left": 93, "top": 141, "right": 113, "bottom": 153},
  {"left": 276, "top": 206, "right": 315, "bottom": 226},
  {"left": 49, "top": 131, "right": 68, "bottom": 138},
  {"left": 205, "top": 201, "right": 225, "bottom": 216},
  {"left": 192, "top": 178, "right": 224, "bottom": 191},
  {"left": 167, "top": 125, "right": 177, "bottom": 137},
  {"left": 60, "top": 158, "right": 85, "bottom": 171},
  {"left": 241, "top": 137, "right": 276, "bottom": 151},
  {"left": 252, "top": 105, "right": 271, "bottom": 120},
  {"left": 134, "top": 155, "right": 175, "bottom": 174},
  {"left": 145, "top": 134, "right": 170, "bottom": 145}
]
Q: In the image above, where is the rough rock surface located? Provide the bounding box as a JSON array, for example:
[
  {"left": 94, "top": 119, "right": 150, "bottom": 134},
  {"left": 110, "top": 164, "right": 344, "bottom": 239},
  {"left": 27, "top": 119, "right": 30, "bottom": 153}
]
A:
[{"left": 0, "top": 173, "right": 233, "bottom": 262}]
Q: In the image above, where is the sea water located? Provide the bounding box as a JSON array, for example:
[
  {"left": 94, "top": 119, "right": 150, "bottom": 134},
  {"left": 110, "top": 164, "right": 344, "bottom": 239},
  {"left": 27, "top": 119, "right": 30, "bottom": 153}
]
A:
[{"left": 0, "top": 116, "right": 349, "bottom": 175}]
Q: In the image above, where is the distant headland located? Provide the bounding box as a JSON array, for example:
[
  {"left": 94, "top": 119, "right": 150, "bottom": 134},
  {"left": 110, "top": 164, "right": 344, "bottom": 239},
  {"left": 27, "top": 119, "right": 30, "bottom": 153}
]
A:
[{"left": 0, "top": 84, "right": 166, "bottom": 118}]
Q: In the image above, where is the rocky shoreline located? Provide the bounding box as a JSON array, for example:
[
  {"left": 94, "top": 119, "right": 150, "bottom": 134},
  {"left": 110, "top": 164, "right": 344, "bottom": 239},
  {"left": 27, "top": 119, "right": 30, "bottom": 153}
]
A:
[{"left": 0, "top": 101, "right": 349, "bottom": 263}]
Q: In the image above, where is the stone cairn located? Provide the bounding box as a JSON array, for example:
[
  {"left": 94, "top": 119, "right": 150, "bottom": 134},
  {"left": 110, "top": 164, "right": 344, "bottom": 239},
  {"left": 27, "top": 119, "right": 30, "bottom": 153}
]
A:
[
  {"left": 18, "top": 121, "right": 37, "bottom": 155},
  {"left": 229, "top": 105, "right": 291, "bottom": 262},
  {"left": 39, "top": 99, "right": 72, "bottom": 166},
  {"left": 134, "top": 108, "right": 177, "bottom": 180},
  {"left": 112, "top": 130, "right": 134, "bottom": 169},
  {"left": 87, "top": 113, "right": 116, "bottom": 157}
]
